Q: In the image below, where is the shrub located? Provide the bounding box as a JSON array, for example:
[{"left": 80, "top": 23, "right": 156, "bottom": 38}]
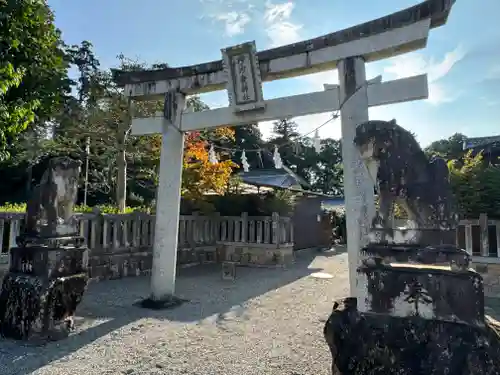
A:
[{"left": 0, "top": 203, "right": 151, "bottom": 214}]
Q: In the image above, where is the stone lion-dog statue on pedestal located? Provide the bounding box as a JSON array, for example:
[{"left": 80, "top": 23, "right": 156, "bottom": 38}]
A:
[
  {"left": 24, "top": 157, "right": 82, "bottom": 238},
  {"left": 353, "top": 119, "right": 458, "bottom": 244}
]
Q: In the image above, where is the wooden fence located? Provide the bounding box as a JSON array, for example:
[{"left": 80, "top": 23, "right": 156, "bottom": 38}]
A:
[{"left": 0, "top": 211, "right": 294, "bottom": 264}]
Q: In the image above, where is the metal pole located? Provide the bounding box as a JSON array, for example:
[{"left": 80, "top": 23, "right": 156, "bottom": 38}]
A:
[{"left": 84, "top": 136, "right": 90, "bottom": 206}]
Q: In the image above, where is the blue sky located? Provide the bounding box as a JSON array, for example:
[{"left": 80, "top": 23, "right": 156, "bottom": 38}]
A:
[{"left": 48, "top": 0, "right": 499, "bottom": 147}]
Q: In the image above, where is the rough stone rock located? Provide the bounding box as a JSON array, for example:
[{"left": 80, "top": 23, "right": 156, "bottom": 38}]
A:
[
  {"left": 0, "top": 272, "right": 88, "bottom": 340},
  {"left": 324, "top": 297, "right": 500, "bottom": 375}
]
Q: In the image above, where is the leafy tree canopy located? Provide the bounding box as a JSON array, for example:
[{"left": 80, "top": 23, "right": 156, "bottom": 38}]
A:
[{"left": 0, "top": 0, "right": 70, "bottom": 159}]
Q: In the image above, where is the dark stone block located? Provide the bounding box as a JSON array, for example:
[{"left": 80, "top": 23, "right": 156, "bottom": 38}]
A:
[
  {"left": 362, "top": 243, "right": 471, "bottom": 270},
  {"left": 358, "top": 260, "right": 484, "bottom": 325},
  {"left": 0, "top": 243, "right": 89, "bottom": 341},
  {"left": 0, "top": 271, "right": 88, "bottom": 340},
  {"left": 9, "top": 245, "right": 88, "bottom": 278},
  {"left": 324, "top": 297, "right": 500, "bottom": 375}
]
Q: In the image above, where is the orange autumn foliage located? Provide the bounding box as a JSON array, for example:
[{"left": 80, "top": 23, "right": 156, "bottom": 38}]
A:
[{"left": 182, "top": 128, "right": 237, "bottom": 199}]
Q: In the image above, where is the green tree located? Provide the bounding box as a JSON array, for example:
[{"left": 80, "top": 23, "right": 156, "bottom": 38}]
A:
[
  {"left": 267, "top": 118, "right": 343, "bottom": 194},
  {"left": 268, "top": 118, "right": 303, "bottom": 174},
  {"left": 312, "top": 138, "right": 343, "bottom": 195},
  {"left": 425, "top": 133, "right": 467, "bottom": 160},
  {"left": 272, "top": 118, "right": 300, "bottom": 141},
  {"left": 0, "top": 0, "right": 70, "bottom": 159},
  {"left": 229, "top": 123, "right": 264, "bottom": 169},
  {"left": 448, "top": 151, "right": 500, "bottom": 218}
]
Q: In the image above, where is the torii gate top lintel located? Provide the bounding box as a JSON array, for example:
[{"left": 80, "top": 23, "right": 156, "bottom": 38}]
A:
[{"left": 112, "top": 0, "right": 455, "bottom": 98}]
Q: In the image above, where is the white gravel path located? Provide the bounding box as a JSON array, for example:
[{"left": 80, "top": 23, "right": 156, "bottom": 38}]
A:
[{"left": 0, "top": 249, "right": 349, "bottom": 375}]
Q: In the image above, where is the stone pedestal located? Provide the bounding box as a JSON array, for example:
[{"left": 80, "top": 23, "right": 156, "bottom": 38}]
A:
[
  {"left": 0, "top": 236, "right": 88, "bottom": 340},
  {"left": 357, "top": 244, "right": 483, "bottom": 324},
  {"left": 323, "top": 241, "right": 500, "bottom": 374},
  {"left": 324, "top": 297, "right": 500, "bottom": 375}
]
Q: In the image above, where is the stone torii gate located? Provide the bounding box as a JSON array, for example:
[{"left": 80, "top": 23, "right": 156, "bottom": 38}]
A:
[{"left": 112, "top": 0, "right": 456, "bottom": 304}]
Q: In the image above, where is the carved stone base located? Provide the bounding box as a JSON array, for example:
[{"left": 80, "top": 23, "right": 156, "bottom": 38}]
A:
[
  {"left": 16, "top": 235, "right": 85, "bottom": 249},
  {"left": 358, "top": 243, "right": 482, "bottom": 324},
  {"left": 0, "top": 244, "right": 89, "bottom": 341},
  {"left": 8, "top": 244, "right": 88, "bottom": 278},
  {"left": 361, "top": 243, "right": 471, "bottom": 270},
  {"left": 324, "top": 297, "right": 500, "bottom": 375},
  {"left": 0, "top": 272, "right": 88, "bottom": 340}
]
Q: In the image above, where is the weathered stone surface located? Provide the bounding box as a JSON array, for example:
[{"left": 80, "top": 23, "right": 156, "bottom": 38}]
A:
[
  {"left": 0, "top": 157, "right": 89, "bottom": 341},
  {"left": 23, "top": 157, "right": 82, "bottom": 238},
  {"left": 8, "top": 245, "right": 88, "bottom": 279},
  {"left": 354, "top": 120, "right": 458, "bottom": 239},
  {"left": 324, "top": 297, "right": 500, "bottom": 375},
  {"left": 0, "top": 271, "right": 88, "bottom": 340},
  {"left": 361, "top": 243, "right": 471, "bottom": 269},
  {"left": 0, "top": 244, "right": 89, "bottom": 340},
  {"left": 358, "top": 258, "right": 484, "bottom": 325}
]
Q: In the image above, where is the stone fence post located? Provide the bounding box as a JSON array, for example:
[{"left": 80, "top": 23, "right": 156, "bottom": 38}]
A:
[
  {"left": 272, "top": 212, "right": 280, "bottom": 246},
  {"left": 241, "top": 212, "right": 248, "bottom": 243}
]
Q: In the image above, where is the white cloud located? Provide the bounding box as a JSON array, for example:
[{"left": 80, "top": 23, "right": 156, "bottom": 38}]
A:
[
  {"left": 202, "top": 0, "right": 467, "bottom": 147},
  {"left": 215, "top": 12, "right": 251, "bottom": 36},
  {"left": 201, "top": 0, "right": 254, "bottom": 37},
  {"left": 258, "top": 2, "right": 385, "bottom": 141},
  {"left": 263, "top": 1, "right": 302, "bottom": 47},
  {"left": 384, "top": 45, "right": 467, "bottom": 105}
]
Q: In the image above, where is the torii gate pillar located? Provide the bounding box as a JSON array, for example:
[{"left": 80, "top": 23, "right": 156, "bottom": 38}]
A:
[{"left": 337, "top": 57, "right": 376, "bottom": 297}]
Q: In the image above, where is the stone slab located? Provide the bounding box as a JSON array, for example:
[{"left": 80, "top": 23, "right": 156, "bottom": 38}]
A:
[
  {"left": 9, "top": 245, "right": 88, "bottom": 279},
  {"left": 357, "top": 260, "right": 484, "bottom": 325},
  {"left": 361, "top": 243, "right": 471, "bottom": 269}
]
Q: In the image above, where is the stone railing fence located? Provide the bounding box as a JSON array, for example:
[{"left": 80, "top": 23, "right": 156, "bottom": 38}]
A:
[
  {"left": 0, "top": 211, "right": 294, "bottom": 278},
  {"left": 392, "top": 214, "right": 499, "bottom": 259},
  {"left": 455, "top": 213, "right": 500, "bottom": 260}
]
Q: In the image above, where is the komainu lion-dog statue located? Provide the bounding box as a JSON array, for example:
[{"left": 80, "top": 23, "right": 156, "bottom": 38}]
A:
[
  {"left": 353, "top": 119, "right": 458, "bottom": 244},
  {"left": 24, "top": 157, "right": 82, "bottom": 238}
]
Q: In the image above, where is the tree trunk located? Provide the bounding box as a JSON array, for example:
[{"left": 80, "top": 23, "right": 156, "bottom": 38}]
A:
[{"left": 116, "top": 98, "right": 133, "bottom": 213}]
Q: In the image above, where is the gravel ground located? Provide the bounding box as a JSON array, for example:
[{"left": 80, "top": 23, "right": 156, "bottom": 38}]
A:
[{"left": 0, "top": 248, "right": 349, "bottom": 375}]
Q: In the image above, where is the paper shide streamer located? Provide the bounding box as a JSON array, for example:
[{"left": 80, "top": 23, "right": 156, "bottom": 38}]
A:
[
  {"left": 208, "top": 144, "right": 218, "bottom": 164},
  {"left": 241, "top": 150, "right": 250, "bottom": 172},
  {"left": 273, "top": 145, "right": 283, "bottom": 169}
]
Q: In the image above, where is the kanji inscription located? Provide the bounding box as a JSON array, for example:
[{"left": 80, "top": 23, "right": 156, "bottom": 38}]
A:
[{"left": 221, "top": 41, "right": 264, "bottom": 112}]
